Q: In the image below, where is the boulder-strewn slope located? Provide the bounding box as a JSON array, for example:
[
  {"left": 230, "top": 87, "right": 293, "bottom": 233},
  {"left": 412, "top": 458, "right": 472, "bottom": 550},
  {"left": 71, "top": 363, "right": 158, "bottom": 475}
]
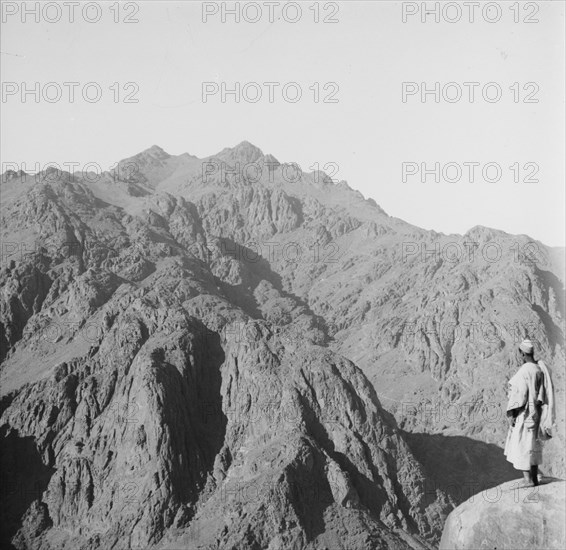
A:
[
  {"left": 439, "top": 479, "right": 566, "bottom": 550},
  {"left": 1, "top": 141, "right": 564, "bottom": 549}
]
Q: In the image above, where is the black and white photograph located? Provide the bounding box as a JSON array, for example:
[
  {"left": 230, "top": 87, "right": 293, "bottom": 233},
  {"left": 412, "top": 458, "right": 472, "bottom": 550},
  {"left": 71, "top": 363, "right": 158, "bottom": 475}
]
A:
[{"left": 0, "top": 1, "right": 565, "bottom": 549}]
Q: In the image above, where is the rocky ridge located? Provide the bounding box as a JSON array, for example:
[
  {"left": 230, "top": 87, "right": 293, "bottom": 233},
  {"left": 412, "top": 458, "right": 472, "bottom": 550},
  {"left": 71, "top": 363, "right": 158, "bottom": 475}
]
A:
[{"left": 1, "top": 141, "right": 564, "bottom": 549}]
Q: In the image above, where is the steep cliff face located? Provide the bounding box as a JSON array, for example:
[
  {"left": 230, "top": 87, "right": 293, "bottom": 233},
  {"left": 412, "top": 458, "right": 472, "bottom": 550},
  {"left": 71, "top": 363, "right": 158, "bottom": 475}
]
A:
[
  {"left": 0, "top": 141, "right": 564, "bottom": 549},
  {"left": 0, "top": 263, "right": 447, "bottom": 548},
  {"left": 152, "top": 141, "right": 566, "bottom": 481}
]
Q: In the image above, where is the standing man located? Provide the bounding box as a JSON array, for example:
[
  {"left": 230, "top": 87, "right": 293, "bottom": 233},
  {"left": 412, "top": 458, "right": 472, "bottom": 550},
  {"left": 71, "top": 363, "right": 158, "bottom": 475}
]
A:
[{"left": 504, "top": 339, "right": 554, "bottom": 486}]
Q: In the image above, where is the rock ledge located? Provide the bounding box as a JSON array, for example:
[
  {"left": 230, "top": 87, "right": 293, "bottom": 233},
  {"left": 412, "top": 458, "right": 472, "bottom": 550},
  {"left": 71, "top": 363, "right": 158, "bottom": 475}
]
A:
[{"left": 440, "top": 478, "right": 565, "bottom": 549}]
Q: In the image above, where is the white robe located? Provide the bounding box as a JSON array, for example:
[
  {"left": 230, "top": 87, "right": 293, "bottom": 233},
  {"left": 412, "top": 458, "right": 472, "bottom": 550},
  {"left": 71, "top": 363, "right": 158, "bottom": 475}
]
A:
[{"left": 504, "top": 361, "right": 546, "bottom": 470}]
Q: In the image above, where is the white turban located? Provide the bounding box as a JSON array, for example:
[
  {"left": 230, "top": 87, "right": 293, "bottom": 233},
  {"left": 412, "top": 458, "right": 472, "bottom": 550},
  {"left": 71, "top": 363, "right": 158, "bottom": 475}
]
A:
[{"left": 519, "top": 339, "right": 534, "bottom": 354}]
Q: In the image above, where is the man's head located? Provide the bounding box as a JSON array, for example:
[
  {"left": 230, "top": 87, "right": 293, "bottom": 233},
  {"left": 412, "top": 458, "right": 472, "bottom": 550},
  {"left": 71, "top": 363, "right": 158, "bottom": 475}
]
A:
[{"left": 519, "top": 339, "right": 535, "bottom": 361}]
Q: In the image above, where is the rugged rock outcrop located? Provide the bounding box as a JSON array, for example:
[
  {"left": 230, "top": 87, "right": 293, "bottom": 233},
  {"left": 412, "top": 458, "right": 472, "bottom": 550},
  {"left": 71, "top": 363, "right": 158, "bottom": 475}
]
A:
[
  {"left": 0, "top": 270, "right": 449, "bottom": 549},
  {"left": 1, "top": 141, "right": 564, "bottom": 549},
  {"left": 439, "top": 479, "right": 566, "bottom": 549}
]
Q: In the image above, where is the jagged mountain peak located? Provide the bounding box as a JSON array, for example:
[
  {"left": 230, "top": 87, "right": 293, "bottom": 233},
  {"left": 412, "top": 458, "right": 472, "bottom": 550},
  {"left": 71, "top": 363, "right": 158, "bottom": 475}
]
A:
[
  {"left": 106, "top": 142, "right": 381, "bottom": 221},
  {"left": 212, "top": 140, "right": 266, "bottom": 165},
  {"left": 140, "top": 144, "right": 170, "bottom": 159},
  {"left": 120, "top": 145, "right": 172, "bottom": 168},
  {"left": 231, "top": 139, "right": 263, "bottom": 155}
]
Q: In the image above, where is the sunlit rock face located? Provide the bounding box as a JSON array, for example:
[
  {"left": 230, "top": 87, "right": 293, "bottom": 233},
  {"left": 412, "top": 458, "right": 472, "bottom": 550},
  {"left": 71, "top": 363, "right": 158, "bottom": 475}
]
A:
[
  {"left": 439, "top": 479, "right": 566, "bottom": 550},
  {"left": 1, "top": 142, "right": 563, "bottom": 549}
]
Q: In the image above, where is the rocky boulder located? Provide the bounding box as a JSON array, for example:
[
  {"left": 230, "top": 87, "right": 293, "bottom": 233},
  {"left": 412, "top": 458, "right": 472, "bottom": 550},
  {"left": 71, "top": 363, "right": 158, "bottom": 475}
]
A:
[{"left": 439, "top": 479, "right": 565, "bottom": 549}]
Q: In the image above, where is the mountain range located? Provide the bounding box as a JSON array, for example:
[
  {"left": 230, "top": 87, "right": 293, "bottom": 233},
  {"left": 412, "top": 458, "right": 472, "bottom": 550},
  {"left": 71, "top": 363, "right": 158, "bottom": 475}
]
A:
[{"left": 1, "top": 141, "right": 564, "bottom": 549}]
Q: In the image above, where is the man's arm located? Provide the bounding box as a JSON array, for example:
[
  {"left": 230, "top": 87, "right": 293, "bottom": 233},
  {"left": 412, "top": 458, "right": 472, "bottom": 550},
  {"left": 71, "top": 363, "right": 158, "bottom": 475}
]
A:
[{"left": 507, "top": 408, "right": 520, "bottom": 427}]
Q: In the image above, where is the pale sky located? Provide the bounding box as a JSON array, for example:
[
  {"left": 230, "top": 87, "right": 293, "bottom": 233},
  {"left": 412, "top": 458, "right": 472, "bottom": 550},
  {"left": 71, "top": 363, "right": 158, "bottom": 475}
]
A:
[{"left": 1, "top": 1, "right": 564, "bottom": 246}]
